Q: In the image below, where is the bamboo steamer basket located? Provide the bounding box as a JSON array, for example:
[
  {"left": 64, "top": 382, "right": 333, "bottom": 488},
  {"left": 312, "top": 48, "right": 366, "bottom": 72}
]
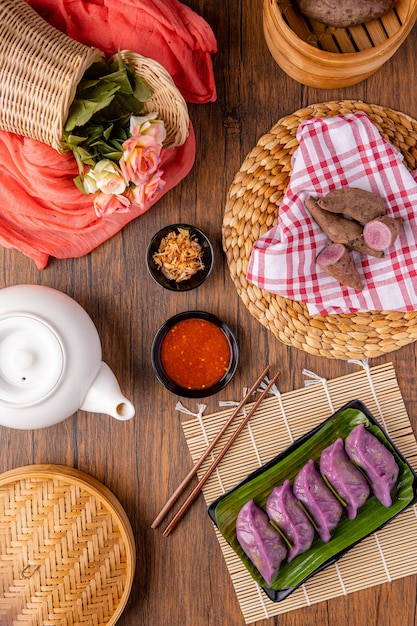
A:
[
  {"left": 0, "top": 464, "right": 136, "bottom": 626},
  {"left": 0, "top": 0, "right": 189, "bottom": 153},
  {"left": 263, "top": 0, "right": 417, "bottom": 88}
]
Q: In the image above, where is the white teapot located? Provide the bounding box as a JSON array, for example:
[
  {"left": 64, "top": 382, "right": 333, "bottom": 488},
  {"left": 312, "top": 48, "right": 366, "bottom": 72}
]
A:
[{"left": 0, "top": 284, "right": 135, "bottom": 429}]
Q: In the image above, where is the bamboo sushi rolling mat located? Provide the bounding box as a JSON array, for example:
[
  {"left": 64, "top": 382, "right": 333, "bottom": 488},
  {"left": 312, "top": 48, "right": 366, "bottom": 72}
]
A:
[
  {"left": 181, "top": 361, "right": 417, "bottom": 623},
  {"left": 0, "top": 465, "right": 135, "bottom": 626},
  {"left": 222, "top": 100, "right": 417, "bottom": 360}
]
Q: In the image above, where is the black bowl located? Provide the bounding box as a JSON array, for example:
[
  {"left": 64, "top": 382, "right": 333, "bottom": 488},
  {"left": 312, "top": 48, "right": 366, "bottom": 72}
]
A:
[
  {"left": 146, "top": 224, "right": 214, "bottom": 292},
  {"left": 151, "top": 311, "right": 239, "bottom": 398}
]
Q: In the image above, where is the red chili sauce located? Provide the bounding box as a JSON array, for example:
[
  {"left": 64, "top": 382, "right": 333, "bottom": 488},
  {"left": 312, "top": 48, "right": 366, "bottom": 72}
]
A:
[{"left": 160, "top": 318, "right": 231, "bottom": 390}]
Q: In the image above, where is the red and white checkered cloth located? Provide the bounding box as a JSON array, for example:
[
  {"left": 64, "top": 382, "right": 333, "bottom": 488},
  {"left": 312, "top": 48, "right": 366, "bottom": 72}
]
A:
[{"left": 247, "top": 112, "right": 417, "bottom": 315}]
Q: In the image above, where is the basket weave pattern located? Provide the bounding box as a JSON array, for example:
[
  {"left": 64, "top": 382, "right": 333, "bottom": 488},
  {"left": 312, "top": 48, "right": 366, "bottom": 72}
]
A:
[
  {"left": 222, "top": 100, "right": 417, "bottom": 360},
  {"left": 118, "top": 50, "right": 189, "bottom": 149},
  {"left": 0, "top": 466, "right": 135, "bottom": 626},
  {"left": 0, "top": 0, "right": 103, "bottom": 153},
  {"left": 0, "top": 1, "right": 189, "bottom": 154}
]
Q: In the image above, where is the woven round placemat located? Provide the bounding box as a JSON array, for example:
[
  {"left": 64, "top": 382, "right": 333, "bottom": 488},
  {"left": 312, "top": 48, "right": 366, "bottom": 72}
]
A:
[
  {"left": 0, "top": 464, "right": 135, "bottom": 626},
  {"left": 222, "top": 100, "right": 417, "bottom": 360}
]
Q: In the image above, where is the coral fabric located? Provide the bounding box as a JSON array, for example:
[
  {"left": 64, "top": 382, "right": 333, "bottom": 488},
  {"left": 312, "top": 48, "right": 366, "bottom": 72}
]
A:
[
  {"left": 247, "top": 112, "right": 417, "bottom": 315},
  {"left": 0, "top": 0, "right": 217, "bottom": 269}
]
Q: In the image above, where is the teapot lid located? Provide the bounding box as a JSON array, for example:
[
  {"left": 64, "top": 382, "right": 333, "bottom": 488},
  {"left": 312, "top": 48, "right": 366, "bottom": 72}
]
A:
[{"left": 0, "top": 316, "right": 64, "bottom": 406}]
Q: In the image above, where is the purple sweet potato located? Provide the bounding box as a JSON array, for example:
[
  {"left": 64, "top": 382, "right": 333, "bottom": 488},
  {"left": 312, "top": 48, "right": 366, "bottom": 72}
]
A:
[
  {"left": 363, "top": 216, "right": 404, "bottom": 251},
  {"left": 236, "top": 499, "right": 287, "bottom": 584},
  {"left": 305, "top": 196, "right": 384, "bottom": 258},
  {"left": 345, "top": 424, "right": 399, "bottom": 507},
  {"left": 294, "top": 0, "right": 395, "bottom": 28},
  {"left": 317, "top": 187, "right": 387, "bottom": 222},
  {"left": 320, "top": 438, "right": 370, "bottom": 520},
  {"left": 266, "top": 480, "right": 315, "bottom": 562},
  {"left": 317, "top": 243, "right": 363, "bottom": 291},
  {"left": 293, "top": 459, "right": 343, "bottom": 542}
]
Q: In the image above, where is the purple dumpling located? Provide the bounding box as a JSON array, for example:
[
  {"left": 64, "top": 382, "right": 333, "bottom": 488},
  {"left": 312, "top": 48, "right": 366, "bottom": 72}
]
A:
[
  {"left": 344, "top": 424, "right": 399, "bottom": 507},
  {"left": 236, "top": 499, "right": 287, "bottom": 584},
  {"left": 293, "top": 459, "right": 343, "bottom": 542},
  {"left": 266, "top": 480, "right": 315, "bottom": 561},
  {"left": 320, "top": 438, "right": 371, "bottom": 519}
]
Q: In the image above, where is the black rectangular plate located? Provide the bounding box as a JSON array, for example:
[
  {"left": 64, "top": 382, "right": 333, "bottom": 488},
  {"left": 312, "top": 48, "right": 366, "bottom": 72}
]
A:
[{"left": 208, "top": 399, "right": 417, "bottom": 602}]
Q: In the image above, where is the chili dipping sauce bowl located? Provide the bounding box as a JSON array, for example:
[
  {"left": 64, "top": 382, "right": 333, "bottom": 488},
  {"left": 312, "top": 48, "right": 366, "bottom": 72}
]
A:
[
  {"left": 151, "top": 311, "right": 239, "bottom": 398},
  {"left": 146, "top": 224, "right": 214, "bottom": 292}
]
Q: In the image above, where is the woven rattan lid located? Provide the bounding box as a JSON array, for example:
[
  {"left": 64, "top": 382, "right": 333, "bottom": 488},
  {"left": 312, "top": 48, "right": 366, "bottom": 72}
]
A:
[
  {"left": 0, "top": 464, "right": 136, "bottom": 626},
  {"left": 222, "top": 100, "right": 417, "bottom": 360}
]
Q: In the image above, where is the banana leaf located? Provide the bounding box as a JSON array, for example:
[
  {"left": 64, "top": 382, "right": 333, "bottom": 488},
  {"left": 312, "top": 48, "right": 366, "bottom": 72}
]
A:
[{"left": 208, "top": 399, "right": 417, "bottom": 602}]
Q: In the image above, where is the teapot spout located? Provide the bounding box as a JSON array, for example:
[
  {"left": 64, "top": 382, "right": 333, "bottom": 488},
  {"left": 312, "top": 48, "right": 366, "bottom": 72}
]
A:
[{"left": 80, "top": 362, "right": 135, "bottom": 421}]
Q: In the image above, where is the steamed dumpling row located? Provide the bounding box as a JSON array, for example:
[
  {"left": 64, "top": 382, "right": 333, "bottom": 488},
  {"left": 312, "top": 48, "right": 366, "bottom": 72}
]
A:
[{"left": 236, "top": 424, "right": 399, "bottom": 584}]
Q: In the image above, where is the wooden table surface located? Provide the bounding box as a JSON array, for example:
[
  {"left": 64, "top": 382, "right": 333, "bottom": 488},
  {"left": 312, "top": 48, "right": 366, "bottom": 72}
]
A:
[{"left": 2, "top": 1, "right": 417, "bottom": 625}]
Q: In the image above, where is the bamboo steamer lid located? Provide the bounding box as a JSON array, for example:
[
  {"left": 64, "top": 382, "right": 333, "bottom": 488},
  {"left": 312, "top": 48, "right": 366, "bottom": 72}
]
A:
[
  {"left": 0, "top": 465, "right": 136, "bottom": 626},
  {"left": 263, "top": 0, "right": 417, "bottom": 88}
]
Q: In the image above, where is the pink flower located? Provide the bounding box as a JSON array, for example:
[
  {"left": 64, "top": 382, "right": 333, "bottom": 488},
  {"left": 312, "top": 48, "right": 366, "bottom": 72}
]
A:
[
  {"left": 93, "top": 192, "right": 131, "bottom": 218},
  {"left": 84, "top": 159, "right": 127, "bottom": 195},
  {"left": 129, "top": 112, "right": 167, "bottom": 146},
  {"left": 127, "top": 169, "right": 166, "bottom": 210},
  {"left": 119, "top": 140, "right": 161, "bottom": 186}
]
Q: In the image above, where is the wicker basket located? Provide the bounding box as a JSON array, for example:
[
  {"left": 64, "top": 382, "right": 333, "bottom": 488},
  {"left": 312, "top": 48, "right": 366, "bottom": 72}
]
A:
[
  {"left": 0, "top": 0, "right": 189, "bottom": 153},
  {"left": 117, "top": 50, "right": 190, "bottom": 150},
  {"left": 263, "top": 0, "right": 417, "bottom": 88}
]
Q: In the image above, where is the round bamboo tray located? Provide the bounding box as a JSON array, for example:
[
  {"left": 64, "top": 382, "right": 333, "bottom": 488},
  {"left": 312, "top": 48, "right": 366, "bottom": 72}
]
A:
[
  {"left": 0, "top": 464, "right": 136, "bottom": 626},
  {"left": 222, "top": 100, "right": 417, "bottom": 360},
  {"left": 0, "top": 0, "right": 189, "bottom": 153},
  {"left": 263, "top": 0, "right": 417, "bottom": 88}
]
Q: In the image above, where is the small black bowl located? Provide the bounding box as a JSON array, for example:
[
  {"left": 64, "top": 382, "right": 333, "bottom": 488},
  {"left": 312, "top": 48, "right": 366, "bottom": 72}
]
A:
[
  {"left": 146, "top": 223, "right": 214, "bottom": 292},
  {"left": 151, "top": 311, "right": 239, "bottom": 398}
]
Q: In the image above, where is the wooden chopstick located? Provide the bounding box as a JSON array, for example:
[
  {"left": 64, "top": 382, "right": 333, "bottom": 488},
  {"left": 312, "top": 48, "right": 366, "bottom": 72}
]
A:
[
  {"left": 151, "top": 364, "right": 271, "bottom": 529},
  {"left": 162, "top": 369, "right": 281, "bottom": 537}
]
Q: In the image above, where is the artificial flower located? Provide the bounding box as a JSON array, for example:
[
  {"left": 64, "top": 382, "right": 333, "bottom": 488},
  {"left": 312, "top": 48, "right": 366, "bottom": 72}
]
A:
[
  {"left": 93, "top": 191, "right": 131, "bottom": 218},
  {"left": 127, "top": 170, "right": 166, "bottom": 209},
  {"left": 64, "top": 54, "right": 167, "bottom": 217},
  {"left": 83, "top": 159, "right": 127, "bottom": 195},
  {"left": 120, "top": 139, "right": 162, "bottom": 186}
]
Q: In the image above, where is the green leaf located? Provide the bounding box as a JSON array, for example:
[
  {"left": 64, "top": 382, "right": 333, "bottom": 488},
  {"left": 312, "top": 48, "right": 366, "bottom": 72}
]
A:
[
  {"left": 73, "top": 175, "right": 89, "bottom": 195},
  {"left": 133, "top": 74, "right": 153, "bottom": 102},
  {"left": 103, "top": 68, "right": 134, "bottom": 95},
  {"left": 63, "top": 52, "right": 155, "bottom": 182},
  {"left": 212, "top": 406, "right": 417, "bottom": 593},
  {"left": 65, "top": 84, "right": 121, "bottom": 131}
]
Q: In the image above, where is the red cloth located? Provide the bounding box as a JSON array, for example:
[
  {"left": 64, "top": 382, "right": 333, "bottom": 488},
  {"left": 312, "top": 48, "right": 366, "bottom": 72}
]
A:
[{"left": 0, "top": 0, "right": 217, "bottom": 269}]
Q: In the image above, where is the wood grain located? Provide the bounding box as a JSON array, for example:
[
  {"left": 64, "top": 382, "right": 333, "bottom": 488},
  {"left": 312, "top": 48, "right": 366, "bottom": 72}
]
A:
[{"left": 1, "top": 1, "right": 417, "bottom": 625}]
